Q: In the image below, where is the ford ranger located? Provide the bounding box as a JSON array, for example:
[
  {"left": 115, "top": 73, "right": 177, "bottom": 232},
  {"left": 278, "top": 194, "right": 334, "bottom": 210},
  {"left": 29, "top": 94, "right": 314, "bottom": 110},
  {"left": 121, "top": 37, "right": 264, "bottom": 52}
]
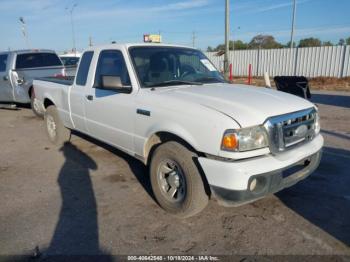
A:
[{"left": 33, "top": 44, "right": 323, "bottom": 217}]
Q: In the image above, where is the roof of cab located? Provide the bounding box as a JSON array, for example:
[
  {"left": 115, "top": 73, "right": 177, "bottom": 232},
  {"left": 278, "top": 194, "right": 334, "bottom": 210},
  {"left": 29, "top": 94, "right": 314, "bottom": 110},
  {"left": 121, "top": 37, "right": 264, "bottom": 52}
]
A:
[
  {"left": 83, "top": 43, "right": 197, "bottom": 52},
  {"left": 0, "top": 49, "right": 57, "bottom": 55}
]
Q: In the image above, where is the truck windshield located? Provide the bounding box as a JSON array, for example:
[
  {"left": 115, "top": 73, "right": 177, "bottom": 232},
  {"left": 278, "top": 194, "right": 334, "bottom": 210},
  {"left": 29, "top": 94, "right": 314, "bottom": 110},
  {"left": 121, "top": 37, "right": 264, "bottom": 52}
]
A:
[{"left": 129, "top": 46, "right": 225, "bottom": 88}]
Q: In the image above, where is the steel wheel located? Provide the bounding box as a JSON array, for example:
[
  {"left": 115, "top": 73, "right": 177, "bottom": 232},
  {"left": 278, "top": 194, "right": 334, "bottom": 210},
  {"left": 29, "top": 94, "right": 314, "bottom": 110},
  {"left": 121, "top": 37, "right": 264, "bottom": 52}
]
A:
[{"left": 156, "top": 159, "right": 186, "bottom": 203}]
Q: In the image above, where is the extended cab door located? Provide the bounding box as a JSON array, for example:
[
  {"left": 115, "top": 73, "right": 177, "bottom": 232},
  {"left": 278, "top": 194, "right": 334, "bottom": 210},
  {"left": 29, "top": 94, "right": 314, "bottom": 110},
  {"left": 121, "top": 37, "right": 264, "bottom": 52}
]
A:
[
  {"left": 69, "top": 51, "right": 94, "bottom": 133},
  {"left": 84, "top": 49, "right": 135, "bottom": 153},
  {"left": 0, "top": 54, "right": 13, "bottom": 102}
]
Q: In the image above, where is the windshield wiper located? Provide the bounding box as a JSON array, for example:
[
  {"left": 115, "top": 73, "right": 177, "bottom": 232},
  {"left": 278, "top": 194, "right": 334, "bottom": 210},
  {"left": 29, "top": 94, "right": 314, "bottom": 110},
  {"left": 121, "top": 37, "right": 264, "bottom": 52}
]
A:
[
  {"left": 195, "top": 77, "right": 226, "bottom": 83},
  {"left": 146, "top": 80, "right": 203, "bottom": 88}
]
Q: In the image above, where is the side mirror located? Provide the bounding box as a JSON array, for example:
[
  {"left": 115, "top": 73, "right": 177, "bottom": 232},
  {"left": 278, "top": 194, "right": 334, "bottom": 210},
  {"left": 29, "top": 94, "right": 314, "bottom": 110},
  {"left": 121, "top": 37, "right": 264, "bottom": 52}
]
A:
[{"left": 100, "top": 75, "right": 131, "bottom": 93}]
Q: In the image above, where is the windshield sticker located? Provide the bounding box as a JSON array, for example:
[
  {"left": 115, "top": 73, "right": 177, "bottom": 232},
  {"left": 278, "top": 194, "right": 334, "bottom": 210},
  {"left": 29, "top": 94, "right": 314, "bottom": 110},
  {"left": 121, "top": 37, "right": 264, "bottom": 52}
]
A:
[{"left": 200, "top": 59, "right": 217, "bottom": 72}]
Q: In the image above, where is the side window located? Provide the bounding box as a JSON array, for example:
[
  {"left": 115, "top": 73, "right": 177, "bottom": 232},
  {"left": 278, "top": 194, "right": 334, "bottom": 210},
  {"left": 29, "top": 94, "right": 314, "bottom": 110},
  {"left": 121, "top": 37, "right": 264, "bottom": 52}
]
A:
[
  {"left": 0, "top": 54, "right": 8, "bottom": 72},
  {"left": 94, "top": 50, "right": 130, "bottom": 88},
  {"left": 76, "top": 51, "right": 94, "bottom": 86}
]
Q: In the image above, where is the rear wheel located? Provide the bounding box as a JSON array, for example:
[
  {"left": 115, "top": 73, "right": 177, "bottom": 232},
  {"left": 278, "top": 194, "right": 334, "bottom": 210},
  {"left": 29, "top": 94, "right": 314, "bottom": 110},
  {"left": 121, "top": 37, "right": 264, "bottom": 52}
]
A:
[
  {"left": 150, "top": 141, "right": 209, "bottom": 218},
  {"left": 44, "top": 105, "right": 71, "bottom": 146},
  {"left": 30, "top": 89, "right": 43, "bottom": 118}
]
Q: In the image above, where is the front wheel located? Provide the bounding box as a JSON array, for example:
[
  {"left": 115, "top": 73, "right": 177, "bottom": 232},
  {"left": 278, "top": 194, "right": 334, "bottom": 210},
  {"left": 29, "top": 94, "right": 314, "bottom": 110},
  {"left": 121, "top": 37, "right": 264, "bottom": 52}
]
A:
[
  {"left": 150, "top": 141, "right": 209, "bottom": 218},
  {"left": 44, "top": 105, "right": 71, "bottom": 146},
  {"left": 30, "top": 89, "right": 44, "bottom": 118}
]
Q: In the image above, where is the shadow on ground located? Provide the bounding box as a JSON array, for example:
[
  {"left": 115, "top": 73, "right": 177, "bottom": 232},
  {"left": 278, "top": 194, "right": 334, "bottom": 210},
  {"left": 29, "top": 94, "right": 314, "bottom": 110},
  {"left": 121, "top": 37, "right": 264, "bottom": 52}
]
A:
[
  {"left": 311, "top": 93, "right": 350, "bottom": 108},
  {"left": 72, "top": 131, "right": 153, "bottom": 200},
  {"left": 43, "top": 143, "right": 113, "bottom": 259},
  {"left": 277, "top": 146, "right": 350, "bottom": 246}
]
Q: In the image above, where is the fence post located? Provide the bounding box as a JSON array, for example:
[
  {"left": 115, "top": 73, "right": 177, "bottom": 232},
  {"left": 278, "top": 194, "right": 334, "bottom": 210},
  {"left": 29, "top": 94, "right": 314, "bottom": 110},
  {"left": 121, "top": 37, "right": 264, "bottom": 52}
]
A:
[
  {"left": 248, "top": 64, "right": 252, "bottom": 84},
  {"left": 340, "top": 45, "right": 347, "bottom": 78},
  {"left": 293, "top": 47, "right": 299, "bottom": 76},
  {"left": 256, "top": 48, "right": 260, "bottom": 76}
]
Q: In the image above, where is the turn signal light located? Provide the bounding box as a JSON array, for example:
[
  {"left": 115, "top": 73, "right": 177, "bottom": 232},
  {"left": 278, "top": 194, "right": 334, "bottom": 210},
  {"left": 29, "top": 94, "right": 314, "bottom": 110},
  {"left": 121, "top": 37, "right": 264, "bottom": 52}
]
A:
[{"left": 221, "top": 133, "right": 238, "bottom": 150}]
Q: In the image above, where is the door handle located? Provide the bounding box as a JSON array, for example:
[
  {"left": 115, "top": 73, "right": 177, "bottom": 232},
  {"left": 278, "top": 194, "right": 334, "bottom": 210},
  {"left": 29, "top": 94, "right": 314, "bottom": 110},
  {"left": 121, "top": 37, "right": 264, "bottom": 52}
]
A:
[{"left": 86, "top": 95, "right": 94, "bottom": 101}]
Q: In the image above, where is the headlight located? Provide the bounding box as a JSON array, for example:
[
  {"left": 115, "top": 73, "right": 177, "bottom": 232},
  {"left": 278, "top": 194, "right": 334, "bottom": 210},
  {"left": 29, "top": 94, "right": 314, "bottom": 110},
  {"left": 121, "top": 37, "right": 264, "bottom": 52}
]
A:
[
  {"left": 314, "top": 110, "right": 320, "bottom": 134},
  {"left": 221, "top": 125, "right": 269, "bottom": 152}
]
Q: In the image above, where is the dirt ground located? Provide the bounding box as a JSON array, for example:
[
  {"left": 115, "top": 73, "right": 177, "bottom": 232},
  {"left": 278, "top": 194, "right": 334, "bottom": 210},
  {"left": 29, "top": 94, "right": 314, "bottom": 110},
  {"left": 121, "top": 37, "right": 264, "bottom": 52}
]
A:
[{"left": 0, "top": 90, "right": 349, "bottom": 258}]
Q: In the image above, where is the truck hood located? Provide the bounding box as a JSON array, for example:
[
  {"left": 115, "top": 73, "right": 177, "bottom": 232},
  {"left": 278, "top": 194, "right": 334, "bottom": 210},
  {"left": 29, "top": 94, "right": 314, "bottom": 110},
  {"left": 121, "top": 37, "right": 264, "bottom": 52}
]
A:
[{"left": 156, "top": 83, "right": 315, "bottom": 127}]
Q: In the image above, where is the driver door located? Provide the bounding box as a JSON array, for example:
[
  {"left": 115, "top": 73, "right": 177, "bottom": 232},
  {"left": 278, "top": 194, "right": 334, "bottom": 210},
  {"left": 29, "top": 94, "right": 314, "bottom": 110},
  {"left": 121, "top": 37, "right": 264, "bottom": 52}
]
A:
[{"left": 84, "top": 49, "right": 135, "bottom": 154}]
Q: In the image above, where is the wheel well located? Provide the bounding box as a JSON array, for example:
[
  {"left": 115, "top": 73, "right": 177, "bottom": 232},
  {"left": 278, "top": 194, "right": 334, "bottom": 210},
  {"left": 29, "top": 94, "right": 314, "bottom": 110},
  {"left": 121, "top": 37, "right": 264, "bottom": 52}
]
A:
[
  {"left": 28, "top": 86, "right": 33, "bottom": 98},
  {"left": 43, "top": 98, "right": 54, "bottom": 108},
  {"left": 144, "top": 132, "right": 211, "bottom": 197},
  {"left": 144, "top": 132, "right": 199, "bottom": 165}
]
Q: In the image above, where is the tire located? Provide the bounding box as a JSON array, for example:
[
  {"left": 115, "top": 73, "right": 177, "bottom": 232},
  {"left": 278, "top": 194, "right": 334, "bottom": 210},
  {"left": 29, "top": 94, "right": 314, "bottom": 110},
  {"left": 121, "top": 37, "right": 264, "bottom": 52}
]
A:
[
  {"left": 30, "top": 89, "right": 44, "bottom": 118},
  {"left": 44, "top": 105, "right": 71, "bottom": 146},
  {"left": 150, "top": 141, "right": 209, "bottom": 218}
]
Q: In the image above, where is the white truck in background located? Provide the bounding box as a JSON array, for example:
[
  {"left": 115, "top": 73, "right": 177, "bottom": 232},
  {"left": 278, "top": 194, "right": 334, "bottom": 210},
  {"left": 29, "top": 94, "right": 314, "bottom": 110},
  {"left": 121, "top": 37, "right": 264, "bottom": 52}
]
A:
[
  {"left": 60, "top": 52, "right": 81, "bottom": 77},
  {"left": 33, "top": 43, "right": 323, "bottom": 217},
  {"left": 0, "top": 49, "right": 64, "bottom": 115}
]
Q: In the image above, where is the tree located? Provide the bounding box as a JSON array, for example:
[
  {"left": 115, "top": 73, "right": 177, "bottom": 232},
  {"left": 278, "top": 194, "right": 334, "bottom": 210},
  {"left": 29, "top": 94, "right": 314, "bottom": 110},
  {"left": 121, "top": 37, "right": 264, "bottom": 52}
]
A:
[
  {"left": 233, "top": 40, "right": 248, "bottom": 50},
  {"left": 322, "top": 41, "right": 333, "bottom": 46},
  {"left": 248, "top": 35, "right": 283, "bottom": 49},
  {"left": 207, "top": 46, "right": 214, "bottom": 52},
  {"left": 346, "top": 37, "right": 350, "bottom": 45},
  {"left": 338, "top": 39, "right": 345, "bottom": 46},
  {"left": 212, "top": 40, "right": 248, "bottom": 51},
  {"left": 285, "top": 41, "right": 296, "bottom": 48},
  {"left": 298, "top": 37, "right": 321, "bottom": 47}
]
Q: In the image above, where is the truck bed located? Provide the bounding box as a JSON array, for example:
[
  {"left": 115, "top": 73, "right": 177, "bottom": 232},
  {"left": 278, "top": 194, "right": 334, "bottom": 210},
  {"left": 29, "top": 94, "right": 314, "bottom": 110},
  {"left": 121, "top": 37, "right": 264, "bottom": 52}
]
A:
[{"left": 35, "top": 76, "right": 75, "bottom": 86}]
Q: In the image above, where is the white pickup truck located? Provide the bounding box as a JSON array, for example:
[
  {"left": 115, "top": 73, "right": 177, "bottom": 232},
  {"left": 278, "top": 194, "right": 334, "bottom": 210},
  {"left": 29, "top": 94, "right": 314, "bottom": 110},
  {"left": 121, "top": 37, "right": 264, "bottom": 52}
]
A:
[{"left": 33, "top": 43, "right": 323, "bottom": 217}]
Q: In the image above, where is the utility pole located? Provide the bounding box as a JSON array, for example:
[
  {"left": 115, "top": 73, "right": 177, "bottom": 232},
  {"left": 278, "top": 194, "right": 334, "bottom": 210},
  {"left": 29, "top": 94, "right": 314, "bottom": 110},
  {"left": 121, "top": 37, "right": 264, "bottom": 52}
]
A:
[
  {"left": 19, "top": 17, "right": 30, "bottom": 48},
  {"left": 192, "top": 31, "right": 196, "bottom": 48},
  {"left": 224, "top": 0, "right": 230, "bottom": 80},
  {"left": 66, "top": 4, "right": 78, "bottom": 54},
  {"left": 290, "top": 0, "right": 297, "bottom": 48},
  {"left": 89, "top": 36, "right": 93, "bottom": 47}
]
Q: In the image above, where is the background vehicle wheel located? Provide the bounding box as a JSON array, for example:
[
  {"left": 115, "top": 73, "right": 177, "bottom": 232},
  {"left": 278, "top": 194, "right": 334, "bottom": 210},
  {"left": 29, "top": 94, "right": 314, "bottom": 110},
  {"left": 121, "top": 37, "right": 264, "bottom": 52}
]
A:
[
  {"left": 44, "top": 105, "right": 71, "bottom": 146},
  {"left": 150, "top": 141, "right": 209, "bottom": 218},
  {"left": 30, "top": 89, "right": 44, "bottom": 118}
]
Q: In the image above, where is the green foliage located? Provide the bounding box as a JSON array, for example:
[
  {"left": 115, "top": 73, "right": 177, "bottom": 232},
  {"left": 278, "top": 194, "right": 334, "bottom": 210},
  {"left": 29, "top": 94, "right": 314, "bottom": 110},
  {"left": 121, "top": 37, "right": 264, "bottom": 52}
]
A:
[
  {"left": 322, "top": 41, "right": 333, "bottom": 46},
  {"left": 248, "top": 35, "right": 283, "bottom": 49},
  {"left": 285, "top": 41, "right": 296, "bottom": 48},
  {"left": 346, "top": 37, "right": 350, "bottom": 45},
  {"left": 206, "top": 46, "right": 214, "bottom": 52},
  {"left": 206, "top": 35, "right": 348, "bottom": 53},
  {"left": 338, "top": 39, "right": 345, "bottom": 46},
  {"left": 298, "top": 38, "right": 322, "bottom": 47}
]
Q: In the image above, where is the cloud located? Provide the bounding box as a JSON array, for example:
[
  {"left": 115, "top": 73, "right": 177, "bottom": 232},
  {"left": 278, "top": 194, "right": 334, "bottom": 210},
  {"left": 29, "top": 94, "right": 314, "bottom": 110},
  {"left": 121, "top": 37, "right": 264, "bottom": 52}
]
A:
[
  {"left": 75, "top": 0, "right": 210, "bottom": 20},
  {"left": 248, "top": 0, "right": 313, "bottom": 14}
]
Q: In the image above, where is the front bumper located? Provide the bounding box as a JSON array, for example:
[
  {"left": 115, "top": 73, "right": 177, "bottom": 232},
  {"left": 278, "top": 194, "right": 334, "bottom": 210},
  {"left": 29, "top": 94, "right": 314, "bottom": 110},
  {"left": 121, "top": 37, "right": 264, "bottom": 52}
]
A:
[{"left": 198, "top": 134, "right": 323, "bottom": 206}]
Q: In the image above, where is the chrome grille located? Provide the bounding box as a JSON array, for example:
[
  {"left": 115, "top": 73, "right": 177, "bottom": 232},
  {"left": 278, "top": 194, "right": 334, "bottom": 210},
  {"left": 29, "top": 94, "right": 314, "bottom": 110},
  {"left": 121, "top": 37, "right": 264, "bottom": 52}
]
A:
[{"left": 264, "top": 108, "right": 317, "bottom": 154}]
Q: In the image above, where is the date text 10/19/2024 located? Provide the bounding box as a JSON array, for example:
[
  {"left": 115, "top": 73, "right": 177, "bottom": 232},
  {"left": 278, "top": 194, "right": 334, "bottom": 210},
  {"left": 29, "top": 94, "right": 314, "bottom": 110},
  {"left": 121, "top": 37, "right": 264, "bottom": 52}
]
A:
[{"left": 127, "top": 255, "right": 220, "bottom": 261}]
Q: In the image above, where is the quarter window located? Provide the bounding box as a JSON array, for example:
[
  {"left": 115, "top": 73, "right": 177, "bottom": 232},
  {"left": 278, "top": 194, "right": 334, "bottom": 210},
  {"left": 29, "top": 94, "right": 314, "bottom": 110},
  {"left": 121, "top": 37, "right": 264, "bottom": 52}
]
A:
[
  {"left": 94, "top": 50, "right": 130, "bottom": 88},
  {"left": 76, "top": 51, "right": 94, "bottom": 86},
  {"left": 0, "top": 54, "right": 8, "bottom": 72}
]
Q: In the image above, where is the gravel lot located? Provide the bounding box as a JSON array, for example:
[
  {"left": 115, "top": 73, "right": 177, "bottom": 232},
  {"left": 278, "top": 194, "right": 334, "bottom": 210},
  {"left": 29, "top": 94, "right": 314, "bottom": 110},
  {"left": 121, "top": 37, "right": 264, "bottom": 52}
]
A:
[{"left": 0, "top": 90, "right": 349, "bottom": 257}]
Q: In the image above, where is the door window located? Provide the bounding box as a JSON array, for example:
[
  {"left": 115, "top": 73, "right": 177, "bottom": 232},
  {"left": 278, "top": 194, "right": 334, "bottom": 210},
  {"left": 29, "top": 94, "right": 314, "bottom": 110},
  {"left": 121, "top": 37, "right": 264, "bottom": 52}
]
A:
[
  {"left": 94, "top": 50, "right": 130, "bottom": 88},
  {"left": 0, "top": 54, "right": 8, "bottom": 72},
  {"left": 76, "top": 51, "right": 94, "bottom": 86}
]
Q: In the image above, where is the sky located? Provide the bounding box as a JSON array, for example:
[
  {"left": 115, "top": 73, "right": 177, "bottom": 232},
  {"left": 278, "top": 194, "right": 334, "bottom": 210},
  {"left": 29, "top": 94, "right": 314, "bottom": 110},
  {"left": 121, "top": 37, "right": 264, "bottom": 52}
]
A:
[{"left": 0, "top": 0, "right": 350, "bottom": 53}]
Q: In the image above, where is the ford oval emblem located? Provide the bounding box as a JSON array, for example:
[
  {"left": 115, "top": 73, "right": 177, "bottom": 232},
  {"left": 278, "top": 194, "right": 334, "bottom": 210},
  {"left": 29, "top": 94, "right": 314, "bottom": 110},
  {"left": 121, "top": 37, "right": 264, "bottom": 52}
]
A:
[{"left": 295, "top": 124, "right": 308, "bottom": 138}]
